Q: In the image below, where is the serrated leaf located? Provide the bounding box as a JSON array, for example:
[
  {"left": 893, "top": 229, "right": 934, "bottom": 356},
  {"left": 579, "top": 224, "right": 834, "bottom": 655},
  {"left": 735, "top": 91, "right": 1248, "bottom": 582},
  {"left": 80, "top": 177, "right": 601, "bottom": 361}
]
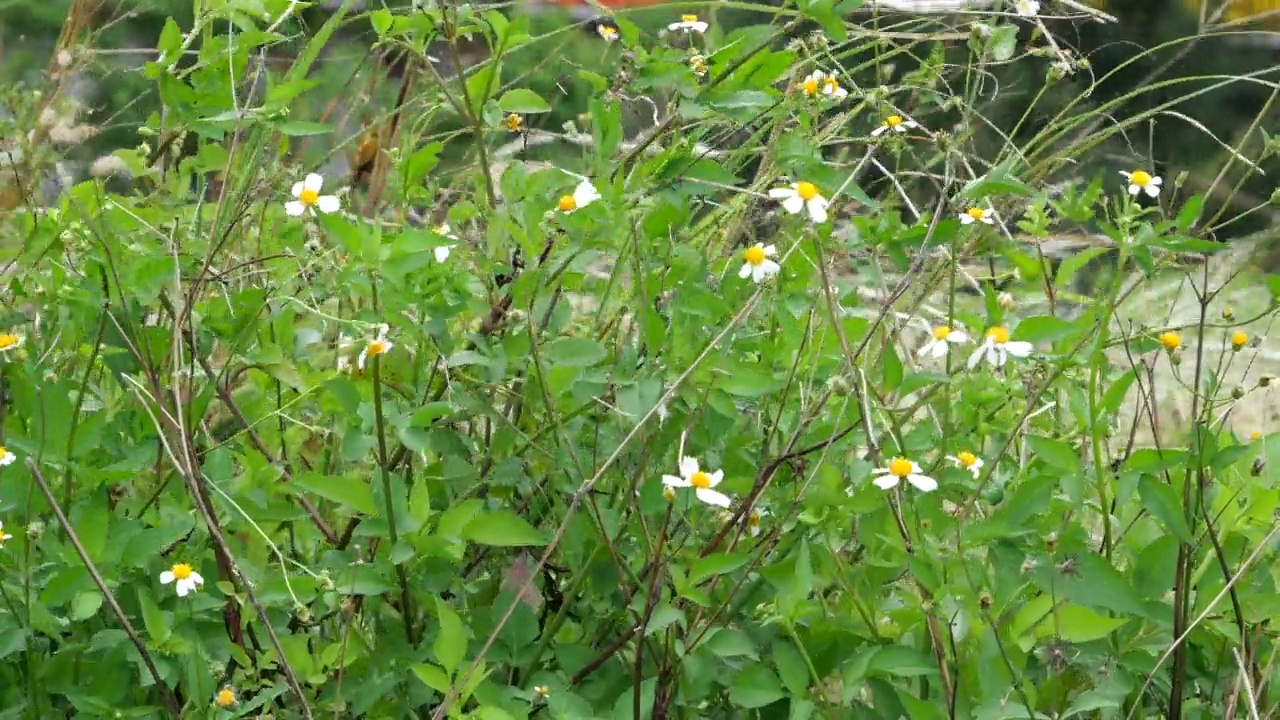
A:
[
  {"left": 462, "top": 510, "right": 547, "bottom": 547},
  {"left": 1137, "top": 476, "right": 1192, "bottom": 543}
]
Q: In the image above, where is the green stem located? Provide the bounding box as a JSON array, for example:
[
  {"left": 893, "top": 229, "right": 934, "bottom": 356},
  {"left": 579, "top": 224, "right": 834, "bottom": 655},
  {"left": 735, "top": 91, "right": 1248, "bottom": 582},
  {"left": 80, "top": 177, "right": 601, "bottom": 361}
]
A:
[{"left": 372, "top": 356, "right": 414, "bottom": 644}]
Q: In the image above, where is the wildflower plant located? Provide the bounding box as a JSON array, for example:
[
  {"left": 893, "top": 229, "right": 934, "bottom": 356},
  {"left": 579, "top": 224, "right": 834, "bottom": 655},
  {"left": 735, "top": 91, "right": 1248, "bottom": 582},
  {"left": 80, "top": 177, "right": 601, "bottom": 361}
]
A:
[{"left": 3, "top": 1, "right": 1280, "bottom": 719}]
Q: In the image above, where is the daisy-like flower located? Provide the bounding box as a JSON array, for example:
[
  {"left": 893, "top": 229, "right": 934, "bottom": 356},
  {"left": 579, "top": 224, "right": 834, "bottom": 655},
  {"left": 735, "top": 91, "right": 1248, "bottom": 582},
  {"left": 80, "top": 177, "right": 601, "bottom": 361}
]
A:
[
  {"left": 505, "top": 113, "right": 523, "bottom": 133},
  {"left": 285, "top": 173, "right": 341, "bottom": 216},
  {"left": 918, "top": 325, "right": 969, "bottom": 358},
  {"left": 533, "top": 685, "right": 551, "bottom": 701},
  {"left": 0, "top": 333, "right": 23, "bottom": 353},
  {"left": 358, "top": 324, "right": 393, "bottom": 370},
  {"left": 1120, "top": 169, "right": 1162, "bottom": 198},
  {"left": 214, "top": 687, "right": 237, "bottom": 708},
  {"left": 871, "top": 114, "right": 919, "bottom": 137},
  {"left": 0, "top": 447, "right": 15, "bottom": 466},
  {"left": 689, "top": 54, "right": 709, "bottom": 77},
  {"left": 967, "top": 326, "right": 1034, "bottom": 369},
  {"left": 799, "top": 70, "right": 848, "bottom": 100},
  {"left": 662, "top": 456, "right": 730, "bottom": 508},
  {"left": 557, "top": 180, "right": 600, "bottom": 214},
  {"left": 739, "top": 243, "right": 781, "bottom": 283},
  {"left": 959, "top": 207, "right": 994, "bottom": 225},
  {"left": 433, "top": 224, "right": 458, "bottom": 263},
  {"left": 769, "top": 181, "right": 829, "bottom": 223},
  {"left": 1231, "top": 330, "right": 1248, "bottom": 350},
  {"left": 1014, "top": 0, "right": 1040, "bottom": 16},
  {"left": 160, "top": 562, "right": 205, "bottom": 597},
  {"left": 0, "top": 521, "right": 12, "bottom": 548},
  {"left": 746, "top": 507, "right": 769, "bottom": 537},
  {"left": 872, "top": 457, "right": 938, "bottom": 492},
  {"left": 1159, "top": 331, "right": 1181, "bottom": 351},
  {"left": 596, "top": 21, "right": 620, "bottom": 42},
  {"left": 668, "top": 14, "right": 708, "bottom": 33},
  {"left": 947, "top": 451, "right": 984, "bottom": 478}
]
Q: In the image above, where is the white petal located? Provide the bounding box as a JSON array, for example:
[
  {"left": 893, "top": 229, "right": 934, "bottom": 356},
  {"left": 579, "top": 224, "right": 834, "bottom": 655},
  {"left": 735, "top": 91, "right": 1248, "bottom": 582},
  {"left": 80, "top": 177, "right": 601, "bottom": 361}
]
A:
[
  {"left": 751, "top": 265, "right": 767, "bottom": 283},
  {"left": 316, "top": 195, "right": 341, "bottom": 214},
  {"left": 692, "top": 21, "right": 708, "bottom": 32},
  {"left": 807, "top": 197, "right": 829, "bottom": 223},
  {"left": 285, "top": 201, "right": 306, "bottom": 216},
  {"left": 706, "top": 470, "right": 724, "bottom": 487},
  {"left": 980, "top": 214, "right": 994, "bottom": 224},
  {"left": 574, "top": 181, "right": 599, "bottom": 206},
  {"left": 696, "top": 488, "right": 732, "bottom": 508},
  {"left": 667, "top": 22, "right": 681, "bottom": 30},
  {"left": 357, "top": 349, "right": 369, "bottom": 370},
  {"left": 1150, "top": 176, "right": 1163, "bottom": 185},
  {"left": 1004, "top": 341, "right": 1033, "bottom": 357},
  {"left": 303, "top": 173, "right": 324, "bottom": 192},
  {"left": 1119, "top": 171, "right": 1132, "bottom": 180},
  {"left": 679, "top": 456, "right": 699, "bottom": 478},
  {"left": 871, "top": 126, "right": 888, "bottom": 137},
  {"left": 1145, "top": 184, "right": 1160, "bottom": 197},
  {"left": 189, "top": 572, "right": 204, "bottom": 586},
  {"left": 959, "top": 214, "right": 974, "bottom": 224},
  {"left": 759, "top": 259, "right": 780, "bottom": 279},
  {"left": 739, "top": 263, "right": 753, "bottom": 279},
  {"left": 160, "top": 571, "right": 175, "bottom": 584},
  {"left": 1128, "top": 184, "right": 1141, "bottom": 196},
  {"left": 917, "top": 340, "right": 938, "bottom": 357},
  {"left": 781, "top": 195, "right": 804, "bottom": 214},
  {"left": 930, "top": 341, "right": 949, "bottom": 358},
  {"left": 762, "top": 244, "right": 777, "bottom": 257},
  {"left": 291, "top": 181, "right": 304, "bottom": 197},
  {"left": 948, "top": 331, "right": 969, "bottom": 344},
  {"left": 434, "top": 245, "right": 452, "bottom": 262},
  {"left": 909, "top": 461, "right": 923, "bottom": 473},
  {"left": 832, "top": 87, "right": 848, "bottom": 99},
  {"left": 872, "top": 474, "right": 899, "bottom": 489},
  {"left": 768, "top": 188, "right": 795, "bottom": 199},
  {"left": 903, "top": 121, "right": 920, "bottom": 129},
  {"left": 966, "top": 346, "right": 985, "bottom": 369},
  {"left": 907, "top": 474, "right": 938, "bottom": 492},
  {"left": 662, "top": 475, "right": 690, "bottom": 487},
  {"left": 989, "top": 346, "right": 1006, "bottom": 367},
  {"left": 176, "top": 581, "right": 190, "bottom": 597}
]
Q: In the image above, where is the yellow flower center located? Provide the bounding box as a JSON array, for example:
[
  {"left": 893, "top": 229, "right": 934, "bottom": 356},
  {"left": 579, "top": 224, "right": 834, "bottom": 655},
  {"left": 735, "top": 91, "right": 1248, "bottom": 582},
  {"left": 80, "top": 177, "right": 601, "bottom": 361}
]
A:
[
  {"left": 367, "top": 340, "right": 389, "bottom": 357},
  {"left": 215, "top": 689, "right": 236, "bottom": 707},
  {"left": 744, "top": 245, "right": 766, "bottom": 266},
  {"left": 298, "top": 188, "right": 319, "bottom": 206},
  {"left": 682, "top": 14, "right": 698, "bottom": 22},
  {"left": 957, "top": 451, "right": 977, "bottom": 467},
  {"left": 888, "top": 457, "right": 913, "bottom": 477},
  {"left": 796, "top": 181, "right": 819, "bottom": 201},
  {"left": 1129, "top": 170, "right": 1152, "bottom": 187},
  {"left": 1231, "top": 331, "right": 1248, "bottom": 348},
  {"left": 599, "top": 26, "right": 618, "bottom": 39},
  {"left": 802, "top": 79, "right": 819, "bottom": 95},
  {"left": 0, "top": 334, "right": 20, "bottom": 350},
  {"left": 1159, "top": 331, "right": 1181, "bottom": 350},
  {"left": 886, "top": 115, "right": 903, "bottom": 127},
  {"left": 932, "top": 326, "right": 952, "bottom": 341},
  {"left": 505, "top": 114, "right": 522, "bottom": 131},
  {"left": 171, "top": 563, "right": 193, "bottom": 580},
  {"left": 558, "top": 195, "right": 577, "bottom": 212},
  {"left": 1250, "top": 431, "right": 1263, "bottom": 441},
  {"left": 747, "top": 511, "right": 761, "bottom": 528},
  {"left": 690, "top": 471, "right": 712, "bottom": 489},
  {"left": 986, "top": 326, "right": 1011, "bottom": 344},
  {"left": 822, "top": 77, "right": 840, "bottom": 93},
  {"left": 966, "top": 208, "right": 987, "bottom": 221}
]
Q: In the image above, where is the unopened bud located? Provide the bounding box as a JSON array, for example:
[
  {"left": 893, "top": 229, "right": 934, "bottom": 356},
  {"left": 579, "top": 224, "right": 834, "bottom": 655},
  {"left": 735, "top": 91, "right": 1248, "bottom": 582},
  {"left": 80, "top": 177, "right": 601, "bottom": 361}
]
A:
[{"left": 997, "top": 292, "right": 1016, "bottom": 311}]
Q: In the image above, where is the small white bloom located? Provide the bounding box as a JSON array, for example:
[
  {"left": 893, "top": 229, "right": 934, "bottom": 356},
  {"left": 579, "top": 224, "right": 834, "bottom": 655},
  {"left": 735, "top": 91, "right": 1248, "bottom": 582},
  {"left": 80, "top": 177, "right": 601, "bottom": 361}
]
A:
[
  {"left": 596, "top": 22, "right": 620, "bottom": 42},
  {"left": 557, "top": 180, "right": 600, "bottom": 214},
  {"left": 871, "top": 457, "right": 938, "bottom": 492},
  {"left": 160, "top": 562, "right": 205, "bottom": 597},
  {"left": 285, "top": 173, "right": 341, "bottom": 216},
  {"left": 768, "top": 181, "right": 829, "bottom": 223},
  {"left": 870, "top": 114, "right": 920, "bottom": 137},
  {"left": 0, "top": 520, "right": 12, "bottom": 547},
  {"left": 662, "top": 456, "right": 731, "bottom": 508},
  {"left": 947, "top": 451, "right": 984, "bottom": 478},
  {"left": 433, "top": 224, "right": 458, "bottom": 262},
  {"left": 959, "top": 207, "right": 994, "bottom": 225},
  {"left": 1014, "top": 0, "right": 1040, "bottom": 16},
  {"left": 967, "top": 326, "right": 1034, "bottom": 369},
  {"left": 668, "top": 14, "right": 708, "bottom": 33},
  {"left": 918, "top": 326, "right": 970, "bottom": 359},
  {"left": 0, "top": 447, "right": 15, "bottom": 466},
  {"left": 1119, "top": 170, "right": 1162, "bottom": 198},
  {"left": 746, "top": 507, "right": 769, "bottom": 537},
  {"left": 799, "top": 70, "right": 848, "bottom": 100},
  {"left": 738, "top": 243, "right": 781, "bottom": 283},
  {"left": 357, "top": 324, "right": 394, "bottom": 370}
]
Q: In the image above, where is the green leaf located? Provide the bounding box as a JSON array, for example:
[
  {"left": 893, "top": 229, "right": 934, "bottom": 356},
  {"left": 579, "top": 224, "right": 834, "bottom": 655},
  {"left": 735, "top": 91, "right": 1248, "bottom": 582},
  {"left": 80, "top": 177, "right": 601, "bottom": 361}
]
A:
[
  {"left": 497, "top": 89, "right": 551, "bottom": 114},
  {"left": 705, "top": 89, "right": 778, "bottom": 111},
  {"left": 688, "top": 552, "right": 749, "bottom": 585},
  {"left": 70, "top": 591, "right": 103, "bottom": 622},
  {"left": 729, "top": 663, "right": 785, "bottom": 708},
  {"left": 543, "top": 337, "right": 607, "bottom": 367},
  {"left": 961, "top": 158, "right": 1034, "bottom": 199},
  {"left": 292, "top": 472, "right": 377, "bottom": 515},
  {"left": 462, "top": 510, "right": 547, "bottom": 547},
  {"left": 1014, "top": 315, "right": 1077, "bottom": 344},
  {"left": 1041, "top": 604, "right": 1128, "bottom": 643},
  {"left": 1025, "top": 435, "right": 1078, "bottom": 472},
  {"left": 433, "top": 597, "right": 467, "bottom": 675},
  {"left": 773, "top": 640, "right": 809, "bottom": 695},
  {"left": 137, "top": 589, "right": 169, "bottom": 644},
  {"left": 989, "top": 24, "right": 1019, "bottom": 62},
  {"left": 867, "top": 645, "right": 939, "bottom": 677},
  {"left": 411, "top": 662, "right": 451, "bottom": 693},
  {"left": 1137, "top": 476, "right": 1193, "bottom": 543}
]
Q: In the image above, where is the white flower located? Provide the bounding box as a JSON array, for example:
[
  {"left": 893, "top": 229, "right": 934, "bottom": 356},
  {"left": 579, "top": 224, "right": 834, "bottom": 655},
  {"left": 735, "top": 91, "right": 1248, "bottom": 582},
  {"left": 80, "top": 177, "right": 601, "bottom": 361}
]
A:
[
  {"left": 0, "top": 447, "right": 15, "bottom": 466},
  {"left": 533, "top": 685, "right": 551, "bottom": 701},
  {"left": 746, "top": 507, "right": 769, "bottom": 537},
  {"left": 872, "top": 457, "right": 938, "bottom": 492},
  {"left": 871, "top": 114, "right": 919, "bottom": 137},
  {"left": 596, "top": 22, "right": 620, "bottom": 42},
  {"left": 357, "top": 324, "right": 394, "bottom": 370},
  {"left": 662, "top": 456, "right": 730, "bottom": 508},
  {"left": 967, "top": 326, "right": 1034, "bottom": 369},
  {"left": 768, "top": 181, "right": 829, "bottom": 223},
  {"left": 160, "top": 562, "right": 205, "bottom": 597},
  {"left": 0, "top": 520, "right": 12, "bottom": 547},
  {"left": 285, "top": 173, "right": 341, "bottom": 216},
  {"left": 668, "top": 14, "right": 708, "bottom": 33},
  {"left": 557, "top": 180, "right": 600, "bottom": 214},
  {"left": 799, "top": 70, "right": 848, "bottom": 100},
  {"left": 918, "top": 326, "right": 969, "bottom": 358},
  {"left": 1120, "top": 170, "right": 1162, "bottom": 198},
  {"left": 739, "top": 243, "right": 781, "bottom": 283},
  {"left": 1014, "top": 0, "right": 1040, "bottom": 16},
  {"left": 959, "top": 207, "right": 994, "bottom": 225},
  {"left": 433, "top": 224, "right": 458, "bottom": 262},
  {"left": 947, "top": 451, "right": 984, "bottom": 478}
]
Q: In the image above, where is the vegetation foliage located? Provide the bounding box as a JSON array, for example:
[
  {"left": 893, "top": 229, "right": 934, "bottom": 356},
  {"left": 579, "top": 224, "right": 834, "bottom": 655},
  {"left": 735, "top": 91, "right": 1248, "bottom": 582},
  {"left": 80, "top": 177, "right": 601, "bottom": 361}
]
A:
[{"left": 2, "top": 1, "right": 1280, "bottom": 719}]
